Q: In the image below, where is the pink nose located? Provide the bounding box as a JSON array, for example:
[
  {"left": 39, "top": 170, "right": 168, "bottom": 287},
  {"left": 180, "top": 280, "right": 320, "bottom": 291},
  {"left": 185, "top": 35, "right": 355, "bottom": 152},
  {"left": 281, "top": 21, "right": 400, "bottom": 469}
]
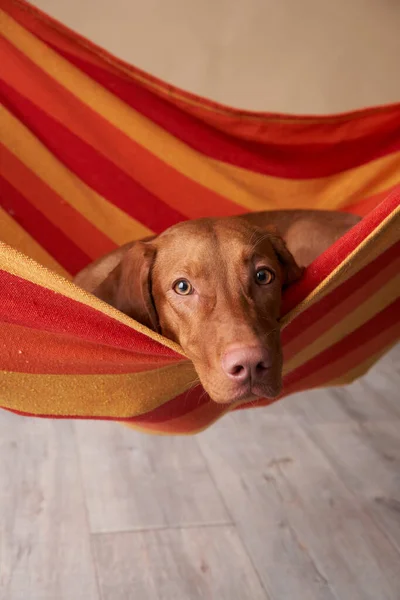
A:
[{"left": 221, "top": 345, "right": 271, "bottom": 384}]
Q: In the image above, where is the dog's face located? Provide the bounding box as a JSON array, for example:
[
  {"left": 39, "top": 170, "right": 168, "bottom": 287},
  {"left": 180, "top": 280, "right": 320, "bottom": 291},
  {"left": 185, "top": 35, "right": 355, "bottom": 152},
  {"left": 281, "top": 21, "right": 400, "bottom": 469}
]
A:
[{"left": 94, "top": 217, "right": 303, "bottom": 404}]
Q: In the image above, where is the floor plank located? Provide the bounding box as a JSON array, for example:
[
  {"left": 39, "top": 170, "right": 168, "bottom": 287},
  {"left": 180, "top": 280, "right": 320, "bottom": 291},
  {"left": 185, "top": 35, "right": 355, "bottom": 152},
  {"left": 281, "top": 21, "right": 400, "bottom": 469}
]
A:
[
  {"left": 197, "top": 414, "right": 338, "bottom": 600},
  {"left": 2, "top": 0, "right": 400, "bottom": 595},
  {"left": 301, "top": 420, "right": 400, "bottom": 554},
  {"left": 198, "top": 409, "right": 400, "bottom": 600},
  {"left": 75, "top": 421, "right": 230, "bottom": 533},
  {"left": 285, "top": 345, "right": 400, "bottom": 426},
  {"left": 93, "top": 526, "right": 268, "bottom": 600},
  {"left": 0, "top": 413, "right": 99, "bottom": 600},
  {"left": 358, "top": 344, "right": 400, "bottom": 418}
]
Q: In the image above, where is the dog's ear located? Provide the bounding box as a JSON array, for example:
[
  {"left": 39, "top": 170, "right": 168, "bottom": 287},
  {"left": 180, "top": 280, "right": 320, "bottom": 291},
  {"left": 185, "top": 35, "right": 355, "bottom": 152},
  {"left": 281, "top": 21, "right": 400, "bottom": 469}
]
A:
[
  {"left": 269, "top": 233, "right": 304, "bottom": 286},
  {"left": 93, "top": 239, "right": 159, "bottom": 331}
]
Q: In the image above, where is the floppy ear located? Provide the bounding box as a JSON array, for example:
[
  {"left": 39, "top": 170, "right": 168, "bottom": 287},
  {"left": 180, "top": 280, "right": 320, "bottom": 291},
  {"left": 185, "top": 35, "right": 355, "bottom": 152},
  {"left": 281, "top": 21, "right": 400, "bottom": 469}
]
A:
[
  {"left": 93, "top": 240, "right": 159, "bottom": 331},
  {"left": 269, "top": 233, "right": 304, "bottom": 286}
]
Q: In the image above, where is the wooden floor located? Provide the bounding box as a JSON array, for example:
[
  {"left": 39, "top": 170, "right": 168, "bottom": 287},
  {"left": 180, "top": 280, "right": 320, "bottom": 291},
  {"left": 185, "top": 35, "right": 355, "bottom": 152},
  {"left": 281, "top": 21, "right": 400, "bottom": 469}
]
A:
[{"left": 0, "top": 345, "right": 399, "bottom": 600}]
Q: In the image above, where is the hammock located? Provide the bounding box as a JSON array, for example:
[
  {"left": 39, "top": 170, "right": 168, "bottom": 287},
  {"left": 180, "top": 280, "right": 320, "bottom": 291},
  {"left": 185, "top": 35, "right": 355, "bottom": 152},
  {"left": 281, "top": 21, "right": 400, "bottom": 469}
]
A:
[{"left": 0, "top": 0, "right": 399, "bottom": 435}]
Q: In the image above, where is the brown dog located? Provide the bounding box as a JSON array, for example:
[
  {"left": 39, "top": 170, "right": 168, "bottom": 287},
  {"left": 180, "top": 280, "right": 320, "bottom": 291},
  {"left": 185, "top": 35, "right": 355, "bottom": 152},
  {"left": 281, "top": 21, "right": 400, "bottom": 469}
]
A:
[{"left": 74, "top": 210, "right": 360, "bottom": 404}]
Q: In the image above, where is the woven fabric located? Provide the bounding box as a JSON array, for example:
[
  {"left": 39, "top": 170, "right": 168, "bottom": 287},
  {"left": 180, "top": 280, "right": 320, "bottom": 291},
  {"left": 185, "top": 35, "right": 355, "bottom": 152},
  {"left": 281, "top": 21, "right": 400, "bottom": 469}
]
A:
[{"left": 0, "top": 0, "right": 399, "bottom": 434}]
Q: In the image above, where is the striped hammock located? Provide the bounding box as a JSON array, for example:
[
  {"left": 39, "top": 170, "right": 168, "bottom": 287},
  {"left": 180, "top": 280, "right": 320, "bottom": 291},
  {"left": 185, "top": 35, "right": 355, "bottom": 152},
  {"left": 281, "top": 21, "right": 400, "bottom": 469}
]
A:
[{"left": 0, "top": 0, "right": 399, "bottom": 434}]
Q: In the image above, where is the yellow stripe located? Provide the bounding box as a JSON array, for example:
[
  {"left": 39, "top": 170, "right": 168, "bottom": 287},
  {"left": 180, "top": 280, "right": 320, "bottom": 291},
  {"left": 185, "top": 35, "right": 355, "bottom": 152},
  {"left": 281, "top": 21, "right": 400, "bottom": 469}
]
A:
[
  {"left": 0, "top": 208, "right": 68, "bottom": 276},
  {"left": 124, "top": 341, "right": 398, "bottom": 435},
  {"left": 1, "top": 106, "right": 152, "bottom": 245},
  {"left": 324, "top": 343, "right": 397, "bottom": 386},
  {"left": 10, "top": 5, "right": 397, "bottom": 127},
  {"left": 2, "top": 11, "right": 399, "bottom": 212},
  {"left": 0, "top": 360, "right": 196, "bottom": 417},
  {"left": 283, "top": 275, "right": 399, "bottom": 374},
  {"left": 281, "top": 203, "right": 400, "bottom": 329},
  {"left": 0, "top": 241, "right": 185, "bottom": 355},
  {"left": 211, "top": 152, "right": 400, "bottom": 211}
]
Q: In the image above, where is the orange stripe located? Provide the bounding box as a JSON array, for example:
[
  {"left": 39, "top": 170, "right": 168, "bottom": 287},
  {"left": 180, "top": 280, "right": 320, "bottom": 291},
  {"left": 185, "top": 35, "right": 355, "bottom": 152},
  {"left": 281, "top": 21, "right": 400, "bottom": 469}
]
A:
[
  {"left": 2, "top": 341, "right": 392, "bottom": 434},
  {"left": 0, "top": 144, "right": 116, "bottom": 260},
  {"left": 0, "top": 321, "right": 175, "bottom": 375},
  {"left": 323, "top": 343, "right": 398, "bottom": 386},
  {"left": 0, "top": 242, "right": 184, "bottom": 354},
  {"left": 44, "top": 48, "right": 400, "bottom": 179},
  {"left": 343, "top": 186, "right": 400, "bottom": 217},
  {"left": 283, "top": 275, "right": 399, "bottom": 374},
  {"left": 0, "top": 266, "right": 182, "bottom": 363},
  {"left": 1, "top": 0, "right": 399, "bottom": 435},
  {"left": 131, "top": 314, "right": 399, "bottom": 433},
  {"left": 126, "top": 394, "right": 278, "bottom": 434},
  {"left": 239, "top": 342, "right": 396, "bottom": 415},
  {"left": 0, "top": 36, "right": 242, "bottom": 219},
  {"left": 283, "top": 258, "right": 400, "bottom": 362},
  {"left": 281, "top": 199, "right": 400, "bottom": 328},
  {"left": 0, "top": 209, "right": 68, "bottom": 275},
  {"left": 1, "top": 105, "right": 153, "bottom": 244},
  {"left": 1, "top": 0, "right": 118, "bottom": 74},
  {"left": 0, "top": 361, "right": 196, "bottom": 418},
  {"left": 283, "top": 320, "right": 399, "bottom": 395},
  {"left": 2, "top": 17, "right": 399, "bottom": 213},
  {"left": 4, "top": 0, "right": 400, "bottom": 146},
  {"left": 125, "top": 403, "right": 228, "bottom": 434}
]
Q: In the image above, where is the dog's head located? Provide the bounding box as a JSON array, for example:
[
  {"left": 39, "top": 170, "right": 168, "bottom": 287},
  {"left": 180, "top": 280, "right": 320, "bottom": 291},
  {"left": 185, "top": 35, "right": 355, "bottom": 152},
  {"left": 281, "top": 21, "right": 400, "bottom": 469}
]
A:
[{"left": 94, "top": 217, "right": 303, "bottom": 404}]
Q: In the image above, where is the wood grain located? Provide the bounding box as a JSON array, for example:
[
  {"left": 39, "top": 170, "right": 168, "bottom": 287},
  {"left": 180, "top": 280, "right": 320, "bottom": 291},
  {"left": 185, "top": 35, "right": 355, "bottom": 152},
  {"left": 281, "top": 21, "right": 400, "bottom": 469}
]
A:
[
  {"left": 93, "top": 526, "right": 269, "bottom": 600},
  {"left": 74, "top": 420, "right": 230, "bottom": 533},
  {"left": 0, "top": 413, "right": 99, "bottom": 600},
  {"left": 1, "top": 347, "right": 398, "bottom": 599},
  {"left": 198, "top": 383, "right": 400, "bottom": 600}
]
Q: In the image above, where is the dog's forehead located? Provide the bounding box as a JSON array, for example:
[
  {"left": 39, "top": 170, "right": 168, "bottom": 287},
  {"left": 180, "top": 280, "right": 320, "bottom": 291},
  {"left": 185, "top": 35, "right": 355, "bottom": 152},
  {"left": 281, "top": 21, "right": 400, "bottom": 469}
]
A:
[
  {"left": 155, "top": 228, "right": 220, "bottom": 277},
  {"left": 154, "top": 218, "right": 277, "bottom": 279},
  {"left": 158, "top": 217, "right": 268, "bottom": 251}
]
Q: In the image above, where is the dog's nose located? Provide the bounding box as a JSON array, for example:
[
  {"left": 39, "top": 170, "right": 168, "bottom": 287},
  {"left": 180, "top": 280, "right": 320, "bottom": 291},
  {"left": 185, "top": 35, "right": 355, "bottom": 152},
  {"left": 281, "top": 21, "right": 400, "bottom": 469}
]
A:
[{"left": 221, "top": 346, "right": 271, "bottom": 384}]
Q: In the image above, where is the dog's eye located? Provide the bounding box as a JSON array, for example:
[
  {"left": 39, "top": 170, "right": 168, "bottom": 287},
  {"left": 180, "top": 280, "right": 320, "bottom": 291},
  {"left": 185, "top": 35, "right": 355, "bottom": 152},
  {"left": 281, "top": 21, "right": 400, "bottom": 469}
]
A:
[
  {"left": 255, "top": 267, "right": 274, "bottom": 285},
  {"left": 173, "top": 279, "right": 193, "bottom": 295}
]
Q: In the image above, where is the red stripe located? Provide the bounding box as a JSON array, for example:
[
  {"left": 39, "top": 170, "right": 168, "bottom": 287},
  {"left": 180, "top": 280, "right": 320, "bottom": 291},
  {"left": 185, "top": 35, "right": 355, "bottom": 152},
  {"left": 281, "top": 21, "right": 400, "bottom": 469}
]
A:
[
  {"left": 46, "top": 48, "right": 400, "bottom": 179},
  {"left": 284, "top": 262, "right": 399, "bottom": 361},
  {"left": 118, "top": 297, "right": 400, "bottom": 422},
  {"left": 0, "top": 37, "right": 243, "bottom": 220},
  {"left": 238, "top": 315, "right": 399, "bottom": 412},
  {"left": 131, "top": 299, "right": 400, "bottom": 423},
  {"left": 0, "top": 80, "right": 186, "bottom": 233},
  {"left": 0, "top": 142, "right": 117, "bottom": 261},
  {"left": 282, "top": 242, "right": 400, "bottom": 346},
  {"left": 1, "top": 302, "right": 396, "bottom": 422},
  {"left": 342, "top": 186, "right": 399, "bottom": 217},
  {"left": 0, "top": 269, "right": 180, "bottom": 362},
  {"left": 5, "top": 0, "right": 400, "bottom": 144},
  {"left": 0, "top": 177, "right": 90, "bottom": 274},
  {"left": 0, "top": 321, "right": 176, "bottom": 375},
  {"left": 284, "top": 299, "right": 399, "bottom": 390},
  {"left": 4, "top": 8, "right": 399, "bottom": 181},
  {"left": 278, "top": 329, "right": 399, "bottom": 402},
  {"left": 0, "top": 386, "right": 217, "bottom": 424},
  {"left": 0, "top": 399, "right": 268, "bottom": 434},
  {"left": 281, "top": 190, "right": 400, "bottom": 315},
  {"left": 128, "top": 387, "right": 214, "bottom": 423}
]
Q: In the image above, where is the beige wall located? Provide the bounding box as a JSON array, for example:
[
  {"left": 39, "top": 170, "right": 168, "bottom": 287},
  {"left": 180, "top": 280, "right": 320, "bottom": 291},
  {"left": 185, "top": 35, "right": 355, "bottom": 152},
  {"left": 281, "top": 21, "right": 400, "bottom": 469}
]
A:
[{"left": 32, "top": 0, "right": 400, "bottom": 113}]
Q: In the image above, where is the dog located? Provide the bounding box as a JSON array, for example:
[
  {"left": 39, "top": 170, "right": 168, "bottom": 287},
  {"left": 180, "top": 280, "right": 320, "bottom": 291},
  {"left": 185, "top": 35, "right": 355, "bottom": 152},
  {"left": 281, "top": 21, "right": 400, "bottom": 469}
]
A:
[{"left": 74, "top": 210, "right": 360, "bottom": 404}]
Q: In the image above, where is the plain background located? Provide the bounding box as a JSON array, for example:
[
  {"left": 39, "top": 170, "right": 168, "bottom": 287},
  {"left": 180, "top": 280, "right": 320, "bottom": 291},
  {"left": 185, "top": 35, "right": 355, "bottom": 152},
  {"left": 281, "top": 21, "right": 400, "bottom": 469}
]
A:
[{"left": 31, "top": 0, "right": 400, "bottom": 114}]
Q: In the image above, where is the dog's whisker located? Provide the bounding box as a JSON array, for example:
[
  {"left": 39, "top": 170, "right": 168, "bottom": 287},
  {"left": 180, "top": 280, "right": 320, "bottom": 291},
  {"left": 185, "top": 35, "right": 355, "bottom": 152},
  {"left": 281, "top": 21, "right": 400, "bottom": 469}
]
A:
[
  {"left": 247, "top": 232, "right": 275, "bottom": 256},
  {"left": 183, "top": 377, "right": 200, "bottom": 389}
]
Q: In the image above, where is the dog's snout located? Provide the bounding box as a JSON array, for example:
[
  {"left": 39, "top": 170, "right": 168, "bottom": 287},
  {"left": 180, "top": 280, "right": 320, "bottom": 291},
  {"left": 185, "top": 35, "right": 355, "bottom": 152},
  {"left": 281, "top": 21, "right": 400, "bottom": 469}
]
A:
[{"left": 221, "top": 345, "right": 271, "bottom": 384}]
